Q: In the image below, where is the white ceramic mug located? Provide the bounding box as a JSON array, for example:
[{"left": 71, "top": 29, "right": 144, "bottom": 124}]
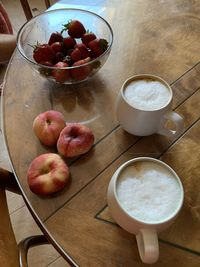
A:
[
  {"left": 107, "top": 157, "right": 184, "bottom": 264},
  {"left": 116, "top": 74, "right": 184, "bottom": 136}
]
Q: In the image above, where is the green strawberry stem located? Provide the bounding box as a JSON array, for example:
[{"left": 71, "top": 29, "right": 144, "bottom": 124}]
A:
[
  {"left": 28, "top": 41, "right": 40, "bottom": 51},
  {"left": 63, "top": 55, "right": 71, "bottom": 63},
  {"left": 61, "top": 20, "right": 72, "bottom": 34},
  {"left": 99, "top": 39, "right": 108, "bottom": 52},
  {"left": 85, "top": 29, "right": 92, "bottom": 34}
]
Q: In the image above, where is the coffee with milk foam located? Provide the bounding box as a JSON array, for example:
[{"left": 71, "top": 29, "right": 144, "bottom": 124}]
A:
[
  {"left": 117, "top": 161, "right": 182, "bottom": 223},
  {"left": 124, "top": 79, "right": 171, "bottom": 111}
]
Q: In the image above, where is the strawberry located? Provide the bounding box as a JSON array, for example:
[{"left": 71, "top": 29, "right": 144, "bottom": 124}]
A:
[
  {"left": 81, "top": 32, "right": 96, "bottom": 46},
  {"left": 52, "top": 62, "right": 70, "bottom": 83},
  {"left": 55, "top": 52, "right": 65, "bottom": 63},
  {"left": 48, "top": 32, "right": 63, "bottom": 45},
  {"left": 63, "top": 37, "right": 76, "bottom": 49},
  {"left": 75, "top": 43, "right": 89, "bottom": 59},
  {"left": 71, "top": 57, "right": 91, "bottom": 81},
  {"left": 51, "top": 42, "right": 62, "bottom": 53},
  {"left": 70, "top": 48, "right": 82, "bottom": 62},
  {"left": 62, "top": 20, "right": 86, "bottom": 38},
  {"left": 33, "top": 44, "right": 55, "bottom": 63},
  {"left": 88, "top": 38, "right": 108, "bottom": 58}
]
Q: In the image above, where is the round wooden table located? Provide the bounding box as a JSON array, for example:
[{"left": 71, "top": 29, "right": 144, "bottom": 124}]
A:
[{"left": 2, "top": 0, "right": 200, "bottom": 266}]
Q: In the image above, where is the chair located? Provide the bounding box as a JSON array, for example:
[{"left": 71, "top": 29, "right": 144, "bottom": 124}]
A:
[
  {"left": 0, "top": 167, "right": 49, "bottom": 267},
  {"left": 19, "top": 0, "right": 51, "bottom": 20}
]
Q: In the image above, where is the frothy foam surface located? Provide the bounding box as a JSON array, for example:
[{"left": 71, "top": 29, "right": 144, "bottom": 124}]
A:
[
  {"left": 124, "top": 79, "right": 171, "bottom": 111},
  {"left": 117, "top": 161, "right": 182, "bottom": 223}
]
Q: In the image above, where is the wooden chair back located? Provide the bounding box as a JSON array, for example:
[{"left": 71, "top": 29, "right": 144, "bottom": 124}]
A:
[
  {"left": 0, "top": 168, "right": 48, "bottom": 266},
  {"left": 19, "top": 0, "right": 51, "bottom": 20},
  {"left": 0, "top": 186, "right": 19, "bottom": 266}
]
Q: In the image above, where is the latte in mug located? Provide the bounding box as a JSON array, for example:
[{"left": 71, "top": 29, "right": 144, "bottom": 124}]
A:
[
  {"left": 116, "top": 160, "right": 182, "bottom": 223},
  {"left": 124, "top": 78, "right": 171, "bottom": 111},
  {"left": 108, "top": 157, "right": 184, "bottom": 264}
]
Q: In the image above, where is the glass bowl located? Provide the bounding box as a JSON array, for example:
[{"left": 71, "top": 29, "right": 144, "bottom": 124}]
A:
[{"left": 17, "top": 8, "right": 113, "bottom": 84}]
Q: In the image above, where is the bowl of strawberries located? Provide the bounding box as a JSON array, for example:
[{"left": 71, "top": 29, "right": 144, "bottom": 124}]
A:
[{"left": 17, "top": 8, "right": 113, "bottom": 84}]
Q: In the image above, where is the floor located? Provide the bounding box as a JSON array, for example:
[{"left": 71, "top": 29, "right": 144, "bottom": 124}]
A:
[{"left": 0, "top": 1, "right": 70, "bottom": 266}]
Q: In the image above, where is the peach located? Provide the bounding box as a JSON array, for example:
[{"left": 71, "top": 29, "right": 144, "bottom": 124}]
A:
[
  {"left": 33, "top": 110, "right": 66, "bottom": 146},
  {"left": 57, "top": 123, "right": 94, "bottom": 157},
  {"left": 27, "top": 153, "right": 69, "bottom": 195}
]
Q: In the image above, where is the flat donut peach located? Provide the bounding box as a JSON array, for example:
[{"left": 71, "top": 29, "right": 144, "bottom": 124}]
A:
[
  {"left": 57, "top": 123, "right": 94, "bottom": 157},
  {"left": 33, "top": 110, "right": 66, "bottom": 146},
  {"left": 27, "top": 153, "right": 70, "bottom": 195}
]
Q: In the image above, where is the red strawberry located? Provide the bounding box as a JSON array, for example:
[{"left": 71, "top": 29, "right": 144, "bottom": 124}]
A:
[
  {"left": 55, "top": 52, "right": 65, "bottom": 63},
  {"left": 33, "top": 44, "right": 55, "bottom": 63},
  {"left": 75, "top": 43, "right": 89, "bottom": 59},
  {"left": 88, "top": 38, "right": 108, "bottom": 58},
  {"left": 81, "top": 32, "right": 96, "bottom": 46},
  {"left": 48, "top": 32, "right": 63, "bottom": 45},
  {"left": 52, "top": 62, "right": 70, "bottom": 83},
  {"left": 71, "top": 57, "right": 91, "bottom": 81},
  {"left": 63, "top": 37, "right": 76, "bottom": 49},
  {"left": 62, "top": 20, "right": 86, "bottom": 38},
  {"left": 51, "top": 42, "right": 62, "bottom": 53},
  {"left": 70, "top": 48, "right": 82, "bottom": 62}
]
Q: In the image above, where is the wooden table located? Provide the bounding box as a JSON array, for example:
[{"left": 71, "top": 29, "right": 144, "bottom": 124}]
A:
[{"left": 2, "top": 0, "right": 200, "bottom": 266}]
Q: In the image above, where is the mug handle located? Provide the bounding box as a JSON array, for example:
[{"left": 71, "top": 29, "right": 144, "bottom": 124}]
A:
[
  {"left": 157, "top": 111, "right": 184, "bottom": 137},
  {"left": 136, "top": 228, "right": 159, "bottom": 264}
]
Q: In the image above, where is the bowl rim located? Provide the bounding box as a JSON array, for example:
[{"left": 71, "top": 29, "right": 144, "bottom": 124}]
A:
[{"left": 16, "top": 8, "right": 114, "bottom": 70}]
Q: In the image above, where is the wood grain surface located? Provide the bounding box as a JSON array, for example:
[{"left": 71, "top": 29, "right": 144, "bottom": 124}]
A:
[{"left": 2, "top": 0, "right": 200, "bottom": 266}]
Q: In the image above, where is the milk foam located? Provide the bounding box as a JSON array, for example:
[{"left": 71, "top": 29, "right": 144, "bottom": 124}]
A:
[
  {"left": 124, "top": 79, "right": 171, "bottom": 111},
  {"left": 117, "top": 161, "right": 182, "bottom": 223}
]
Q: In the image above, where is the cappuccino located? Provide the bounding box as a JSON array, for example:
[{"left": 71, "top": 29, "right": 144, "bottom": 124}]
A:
[
  {"left": 124, "top": 79, "right": 171, "bottom": 111},
  {"left": 117, "top": 160, "right": 182, "bottom": 223}
]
